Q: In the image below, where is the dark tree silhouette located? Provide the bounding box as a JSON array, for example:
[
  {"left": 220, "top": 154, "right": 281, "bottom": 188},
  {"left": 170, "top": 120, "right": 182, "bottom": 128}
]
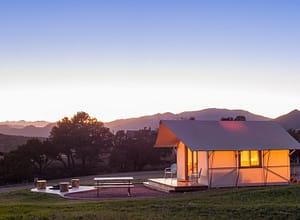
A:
[
  {"left": 110, "top": 128, "right": 165, "bottom": 172},
  {"left": 50, "top": 112, "right": 113, "bottom": 171},
  {"left": 221, "top": 115, "right": 246, "bottom": 121},
  {"left": 221, "top": 117, "right": 234, "bottom": 121},
  {"left": 2, "top": 138, "right": 57, "bottom": 182},
  {"left": 234, "top": 115, "right": 246, "bottom": 121},
  {"left": 50, "top": 117, "right": 75, "bottom": 169},
  {"left": 288, "top": 129, "right": 300, "bottom": 164},
  {"left": 2, "top": 149, "right": 33, "bottom": 183},
  {"left": 22, "top": 139, "right": 56, "bottom": 176}
]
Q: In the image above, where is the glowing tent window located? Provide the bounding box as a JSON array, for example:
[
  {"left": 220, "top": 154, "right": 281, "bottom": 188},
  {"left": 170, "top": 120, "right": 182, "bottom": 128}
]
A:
[{"left": 239, "top": 150, "right": 261, "bottom": 168}]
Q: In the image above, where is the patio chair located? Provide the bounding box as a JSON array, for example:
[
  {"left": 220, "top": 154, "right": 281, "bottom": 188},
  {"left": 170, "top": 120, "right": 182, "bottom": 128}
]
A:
[
  {"left": 164, "top": 163, "right": 177, "bottom": 179},
  {"left": 190, "top": 168, "right": 202, "bottom": 183}
]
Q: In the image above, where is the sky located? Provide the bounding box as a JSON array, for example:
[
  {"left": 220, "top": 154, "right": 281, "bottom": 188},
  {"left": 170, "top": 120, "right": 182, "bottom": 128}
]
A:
[{"left": 0, "top": 0, "right": 299, "bottom": 122}]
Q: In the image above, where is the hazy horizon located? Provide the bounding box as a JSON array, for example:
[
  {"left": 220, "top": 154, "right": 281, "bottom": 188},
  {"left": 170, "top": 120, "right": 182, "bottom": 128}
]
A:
[
  {"left": 1, "top": 1, "right": 299, "bottom": 122},
  {"left": 0, "top": 107, "right": 298, "bottom": 124}
]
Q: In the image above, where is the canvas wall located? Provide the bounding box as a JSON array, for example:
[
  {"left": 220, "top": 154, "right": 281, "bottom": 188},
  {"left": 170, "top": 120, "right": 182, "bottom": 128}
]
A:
[{"left": 208, "top": 150, "right": 290, "bottom": 188}]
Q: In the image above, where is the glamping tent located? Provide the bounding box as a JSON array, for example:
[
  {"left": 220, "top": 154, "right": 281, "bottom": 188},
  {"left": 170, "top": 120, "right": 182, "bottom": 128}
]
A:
[{"left": 155, "top": 120, "right": 300, "bottom": 188}]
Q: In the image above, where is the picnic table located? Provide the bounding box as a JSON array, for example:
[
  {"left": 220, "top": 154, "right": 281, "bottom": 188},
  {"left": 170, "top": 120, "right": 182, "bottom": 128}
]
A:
[{"left": 94, "top": 177, "right": 134, "bottom": 197}]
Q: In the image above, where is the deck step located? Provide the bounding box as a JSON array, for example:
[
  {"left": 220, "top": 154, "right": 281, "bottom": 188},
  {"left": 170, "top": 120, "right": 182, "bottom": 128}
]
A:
[
  {"left": 143, "top": 181, "right": 175, "bottom": 193},
  {"left": 144, "top": 179, "right": 208, "bottom": 193}
]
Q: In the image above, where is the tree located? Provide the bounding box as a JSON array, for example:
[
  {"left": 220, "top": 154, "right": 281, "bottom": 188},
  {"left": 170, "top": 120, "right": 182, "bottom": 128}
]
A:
[
  {"left": 50, "top": 117, "right": 75, "bottom": 169},
  {"left": 234, "top": 115, "right": 246, "bottom": 121},
  {"left": 221, "top": 115, "right": 246, "bottom": 121},
  {"left": 109, "top": 130, "right": 129, "bottom": 171},
  {"left": 2, "top": 149, "right": 33, "bottom": 183},
  {"left": 221, "top": 117, "right": 234, "bottom": 121},
  {"left": 288, "top": 129, "right": 300, "bottom": 164},
  {"left": 23, "top": 139, "right": 57, "bottom": 176},
  {"left": 110, "top": 128, "right": 163, "bottom": 172},
  {"left": 70, "top": 112, "right": 113, "bottom": 168},
  {"left": 288, "top": 129, "right": 300, "bottom": 142},
  {"left": 2, "top": 138, "right": 57, "bottom": 182},
  {"left": 50, "top": 112, "right": 113, "bottom": 172}
]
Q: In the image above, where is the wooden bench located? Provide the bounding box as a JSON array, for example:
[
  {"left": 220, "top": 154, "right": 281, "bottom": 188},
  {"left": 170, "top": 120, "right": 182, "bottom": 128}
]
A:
[{"left": 94, "top": 177, "right": 134, "bottom": 197}]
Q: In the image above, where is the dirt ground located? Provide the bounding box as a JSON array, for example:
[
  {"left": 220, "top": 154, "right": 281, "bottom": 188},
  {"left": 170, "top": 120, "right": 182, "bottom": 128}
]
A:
[{"left": 65, "top": 184, "right": 167, "bottom": 199}]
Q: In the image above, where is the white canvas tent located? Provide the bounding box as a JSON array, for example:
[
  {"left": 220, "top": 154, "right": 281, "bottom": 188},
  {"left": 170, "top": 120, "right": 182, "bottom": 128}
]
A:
[{"left": 155, "top": 120, "right": 300, "bottom": 188}]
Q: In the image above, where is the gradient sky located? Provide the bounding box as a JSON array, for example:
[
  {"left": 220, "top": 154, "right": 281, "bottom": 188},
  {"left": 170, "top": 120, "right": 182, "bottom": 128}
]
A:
[{"left": 0, "top": 0, "right": 299, "bottom": 122}]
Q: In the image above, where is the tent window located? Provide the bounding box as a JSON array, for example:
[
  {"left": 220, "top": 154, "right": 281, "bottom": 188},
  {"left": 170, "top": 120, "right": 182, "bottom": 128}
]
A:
[{"left": 239, "top": 150, "right": 261, "bottom": 168}]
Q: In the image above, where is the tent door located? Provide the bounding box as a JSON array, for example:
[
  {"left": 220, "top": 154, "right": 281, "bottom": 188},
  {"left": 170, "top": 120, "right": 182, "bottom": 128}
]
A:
[{"left": 185, "top": 147, "right": 198, "bottom": 180}]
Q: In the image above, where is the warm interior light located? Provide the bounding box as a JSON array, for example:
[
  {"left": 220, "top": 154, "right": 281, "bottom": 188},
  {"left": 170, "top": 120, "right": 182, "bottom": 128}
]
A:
[
  {"left": 240, "top": 150, "right": 260, "bottom": 167},
  {"left": 240, "top": 151, "right": 250, "bottom": 167},
  {"left": 250, "top": 151, "right": 259, "bottom": 166}
]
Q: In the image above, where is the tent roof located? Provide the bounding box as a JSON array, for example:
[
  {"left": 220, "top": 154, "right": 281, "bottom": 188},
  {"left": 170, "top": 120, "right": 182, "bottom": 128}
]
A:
[{"left": 154, "top": 120, "right": 300, "bottom": 151}]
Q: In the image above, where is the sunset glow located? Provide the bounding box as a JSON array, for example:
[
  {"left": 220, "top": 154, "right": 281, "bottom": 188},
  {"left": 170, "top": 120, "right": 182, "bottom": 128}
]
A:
[{"left": 0, "top": 0, "right": 299, "bottom": 122}]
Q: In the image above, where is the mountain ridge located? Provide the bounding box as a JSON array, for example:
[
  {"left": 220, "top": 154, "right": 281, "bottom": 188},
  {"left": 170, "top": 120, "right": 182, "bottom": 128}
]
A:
[
  {"left": 0, "top": 123, "right": 55, "bottom": 138},
  {"left": 104, "top": 108, "right": 270, "bottom": 131},
  {"left": 0, "top": 120, "right": 50, "bottom": 128},
  {"left": 1, "top": 108, "right": 299, "bottom": 137},
  {"left": 273, "top": 109, "right": 300, "bottom": 130}
]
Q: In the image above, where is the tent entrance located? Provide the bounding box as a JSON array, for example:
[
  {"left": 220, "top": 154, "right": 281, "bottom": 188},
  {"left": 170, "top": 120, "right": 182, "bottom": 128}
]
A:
[{"left": 186, "top": 147, "right": 198, "bottom": 179}]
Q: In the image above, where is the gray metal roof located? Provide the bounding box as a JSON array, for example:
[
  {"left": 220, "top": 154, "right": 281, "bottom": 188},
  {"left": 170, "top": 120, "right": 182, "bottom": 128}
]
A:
[{"left": 155, "top": 120, "right": 300, "bottom": 150}]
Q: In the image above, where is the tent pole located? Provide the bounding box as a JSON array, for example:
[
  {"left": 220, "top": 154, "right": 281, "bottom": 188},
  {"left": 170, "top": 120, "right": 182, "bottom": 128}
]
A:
[
  {"left": 207, "top": 151, "right": 210, "bottom": 189},
  {"left": 266, "top": 150, "right": 271, "bottom": 185},
  {"left": 263, "top": 150, "right": 265, "bottom": 186},
  {"left": 235, "top": 151, "right": 240, "bottom": 188},
  {"left": 192, "top": 150, "right": 194, "bottom": 174},
  {"left": 209, "top": 151, "right": 215, "bottom": 188},
  {"left": 264, "top": 150, "right": 270, "bottom": 186}
]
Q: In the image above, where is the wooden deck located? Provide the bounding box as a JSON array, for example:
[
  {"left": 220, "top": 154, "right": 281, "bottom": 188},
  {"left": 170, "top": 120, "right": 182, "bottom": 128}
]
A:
[{"left": 144, "top": 178, "right": 208, "bottom": 193}]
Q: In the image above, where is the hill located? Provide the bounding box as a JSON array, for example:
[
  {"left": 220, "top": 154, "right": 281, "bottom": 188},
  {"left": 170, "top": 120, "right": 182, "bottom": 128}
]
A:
[
  {"left": 105, "top": 108, "right": 270, "bottom": 131},
  {"left": 0, "top": 134, "right": 37, "bottom": 153},
  {"left": 0, "top": 123, "right": 55, "bottom": 138},
  {"left": 274, "top": 109, "right": 300, "bottom": 129},
  {"left": 0, "top": 120, "right": 50, "bottom": 128}
]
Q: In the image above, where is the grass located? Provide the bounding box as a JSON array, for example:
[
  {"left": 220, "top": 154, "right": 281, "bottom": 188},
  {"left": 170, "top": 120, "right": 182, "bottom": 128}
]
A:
[{"left": 1, "top": 185, "right": 300, "bottom": 219}]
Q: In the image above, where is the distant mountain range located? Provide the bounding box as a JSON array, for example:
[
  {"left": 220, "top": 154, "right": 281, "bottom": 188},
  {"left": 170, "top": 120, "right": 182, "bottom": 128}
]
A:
[
  {"left": 0, "top": 123, "right": 55, "bottom": 138},
  {"left": 104, "top": 108, "right": 270, "bottom": 131},
  {"left": 0, "top": 120, "right": 50, "bottom": 128},
  {"left": 0, "top": 108, "right": 299, "bottom": 137}
]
